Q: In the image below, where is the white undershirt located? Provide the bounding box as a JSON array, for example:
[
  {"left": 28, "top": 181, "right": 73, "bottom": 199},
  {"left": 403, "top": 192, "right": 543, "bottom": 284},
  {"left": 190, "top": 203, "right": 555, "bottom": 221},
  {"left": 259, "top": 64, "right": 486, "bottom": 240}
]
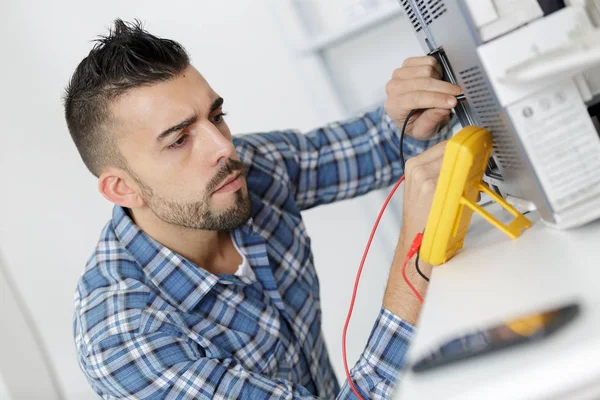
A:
[{"left": 231, "top": 233, "right": 256, "bottom": 280}]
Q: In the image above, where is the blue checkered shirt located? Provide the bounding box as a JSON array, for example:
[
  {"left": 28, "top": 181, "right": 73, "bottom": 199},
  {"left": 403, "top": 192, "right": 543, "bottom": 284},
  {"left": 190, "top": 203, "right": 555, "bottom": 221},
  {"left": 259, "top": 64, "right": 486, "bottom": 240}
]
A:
[{"left": 74, "top": 107, "right": 449, "bottom": 399}]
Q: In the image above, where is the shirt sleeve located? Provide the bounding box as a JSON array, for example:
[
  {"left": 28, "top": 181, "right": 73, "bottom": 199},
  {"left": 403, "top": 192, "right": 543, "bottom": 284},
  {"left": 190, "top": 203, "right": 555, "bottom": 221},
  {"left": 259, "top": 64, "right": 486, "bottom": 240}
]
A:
[
  {"left": 237, "top": 106, "right": 452, "bottom": 211},
  {"left": 338, "top": 307, "right": 415, "bottom": 399},
  {"left": 81, "top": 311, "right": 414, "bottom": 400}
]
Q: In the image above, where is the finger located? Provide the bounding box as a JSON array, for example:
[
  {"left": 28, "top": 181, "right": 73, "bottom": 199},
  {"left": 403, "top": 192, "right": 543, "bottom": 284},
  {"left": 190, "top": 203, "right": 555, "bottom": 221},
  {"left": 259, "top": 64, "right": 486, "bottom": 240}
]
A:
[
  {"left": 420, "top": 176, "right": 440, "bottom": 198},
  {"left": 384, "top": 97, "right": 422, "bottom": 121},
  {"left": 409, "top": 155, "right": 444, "bottom": 185},
  {"left": 406, "top": 141, "right": 447, "bottom": 171},
  {"left": 401, "top": 56, "right": 443, "bottom": 76},
  {"left": 421, "top": 150, "right": 446, "bottom": 173},
  {"left": 388, "top": 78, "right": 462, "bottom": 96},
  {"left": 386, "top": 78, "right": 458, "bottom": 98},
  {"left": 392, "top": 65, "right": 442, "bottom": 81},
  {"left": 428, "top": 139, "right": 448, "bottom": 151},
  {"left": 409, "top": 109, "right": 451, "bottom": 139},
  {"left": 418, "top": 107, "right": 452, "bottom": 123},
  {"left": 398, "top": 90, "right": 458, "bottom": 110}
]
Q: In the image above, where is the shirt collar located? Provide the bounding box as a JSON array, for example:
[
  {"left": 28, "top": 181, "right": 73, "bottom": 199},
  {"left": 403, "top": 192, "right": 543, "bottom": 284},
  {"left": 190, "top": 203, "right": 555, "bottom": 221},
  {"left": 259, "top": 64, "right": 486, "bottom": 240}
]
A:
[{"left": 111, "top": 206, "right": 227, "bottom": 312}]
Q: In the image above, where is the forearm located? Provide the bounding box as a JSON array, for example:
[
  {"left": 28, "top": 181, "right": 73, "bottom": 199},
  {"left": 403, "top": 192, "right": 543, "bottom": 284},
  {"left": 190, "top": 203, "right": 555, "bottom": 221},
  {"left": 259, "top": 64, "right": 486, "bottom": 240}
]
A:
[
  {"left": 383, "top": 228, "right": 432, "bottom": 326},
  {"left": 236, "top": 108, "right": 449, "bottom": 211},
  {"left": 340, "top": 307, "right": 415, "bottom": 399}
]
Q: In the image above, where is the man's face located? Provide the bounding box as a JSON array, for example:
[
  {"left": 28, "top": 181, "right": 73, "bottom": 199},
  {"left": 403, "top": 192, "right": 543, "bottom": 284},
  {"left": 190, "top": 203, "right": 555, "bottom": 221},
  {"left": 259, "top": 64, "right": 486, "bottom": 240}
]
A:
[{"left": 110, "top": 65, "right": 251, "bottom": 231}]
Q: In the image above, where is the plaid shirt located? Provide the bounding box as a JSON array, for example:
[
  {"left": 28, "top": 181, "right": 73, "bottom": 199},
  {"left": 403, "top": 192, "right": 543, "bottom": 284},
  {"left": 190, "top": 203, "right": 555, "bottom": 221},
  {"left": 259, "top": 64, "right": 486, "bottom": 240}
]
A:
[{"left": 74, "top": 107, "right": 448, "bottom": 399}]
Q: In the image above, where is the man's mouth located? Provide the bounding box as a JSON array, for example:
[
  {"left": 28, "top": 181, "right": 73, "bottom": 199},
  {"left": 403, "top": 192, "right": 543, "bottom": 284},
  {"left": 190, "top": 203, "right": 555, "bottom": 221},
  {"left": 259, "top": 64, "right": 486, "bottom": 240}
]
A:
[{"left": 212, "top": 171, "right": 243, "bottom": 194}]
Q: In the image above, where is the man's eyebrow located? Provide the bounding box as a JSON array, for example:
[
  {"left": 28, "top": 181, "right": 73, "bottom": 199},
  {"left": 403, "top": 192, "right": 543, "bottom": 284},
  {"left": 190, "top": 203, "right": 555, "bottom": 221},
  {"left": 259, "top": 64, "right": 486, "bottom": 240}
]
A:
[
  {"left": 210, "top": 97, "right": 224, "bottom": 113},
  {"left": 156, "top": 98, "right": 223, "bottom": 142},
  {"left": 157, "top": 115, "right": 197, "bottom": 141}
]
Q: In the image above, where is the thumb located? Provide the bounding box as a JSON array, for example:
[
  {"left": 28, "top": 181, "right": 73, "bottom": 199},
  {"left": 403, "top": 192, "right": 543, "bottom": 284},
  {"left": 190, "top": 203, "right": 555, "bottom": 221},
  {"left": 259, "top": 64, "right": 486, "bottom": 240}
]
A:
[
  {"left": 410, "top": 109, "right": 450, "bottom": 140},
  {"left": 420, "top": 108, "right": 451, "bottom": 122}
]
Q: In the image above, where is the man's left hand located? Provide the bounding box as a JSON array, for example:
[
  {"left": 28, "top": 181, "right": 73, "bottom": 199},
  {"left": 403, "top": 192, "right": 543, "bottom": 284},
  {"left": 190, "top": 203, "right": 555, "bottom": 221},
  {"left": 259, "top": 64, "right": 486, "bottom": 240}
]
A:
[{"left": 385, "top": 56, "right": 462, "bottom": 140}]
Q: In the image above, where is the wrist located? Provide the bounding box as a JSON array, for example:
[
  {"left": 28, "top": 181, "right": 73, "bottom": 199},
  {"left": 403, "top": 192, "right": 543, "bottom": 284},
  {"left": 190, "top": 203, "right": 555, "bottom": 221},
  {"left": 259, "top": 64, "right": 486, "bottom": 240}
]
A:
[
  {"left": 405, "top": 230, "right": 433, "bottom": 277},
  {"left": 410, "top": 253, "right": 433, "bottom": 282},
  {"left": 399, "top": 226, "right": 421, "bottom": 253},
  {"left": 400, "top": 229, "right": 432, "bottom": 284}
]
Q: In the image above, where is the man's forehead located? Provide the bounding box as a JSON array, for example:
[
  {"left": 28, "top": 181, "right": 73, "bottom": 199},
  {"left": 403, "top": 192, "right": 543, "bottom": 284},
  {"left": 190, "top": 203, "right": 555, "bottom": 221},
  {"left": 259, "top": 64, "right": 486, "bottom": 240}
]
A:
[{"left": 110, "top": 66, "right": 217, "bottom": 135}]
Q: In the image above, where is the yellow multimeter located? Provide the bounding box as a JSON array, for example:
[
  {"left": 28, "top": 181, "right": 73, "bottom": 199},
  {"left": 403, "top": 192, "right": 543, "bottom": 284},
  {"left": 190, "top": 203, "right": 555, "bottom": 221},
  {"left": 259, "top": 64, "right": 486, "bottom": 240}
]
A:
[{"left": 420, "top": 126, "right": 532, "bottom": 266}]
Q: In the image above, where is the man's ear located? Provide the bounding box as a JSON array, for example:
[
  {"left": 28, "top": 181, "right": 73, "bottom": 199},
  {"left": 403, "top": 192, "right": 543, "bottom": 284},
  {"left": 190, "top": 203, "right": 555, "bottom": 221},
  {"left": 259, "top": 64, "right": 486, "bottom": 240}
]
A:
[{"left": 98, "top": 167, "right": 145, "bottom": 209}]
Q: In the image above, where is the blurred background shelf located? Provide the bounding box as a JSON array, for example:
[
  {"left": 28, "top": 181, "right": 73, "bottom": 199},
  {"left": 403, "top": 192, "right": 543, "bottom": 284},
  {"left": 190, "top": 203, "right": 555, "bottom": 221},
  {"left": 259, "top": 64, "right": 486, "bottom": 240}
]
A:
[{"left": 298, "top": 4, "right": 404, "bottom": 54}]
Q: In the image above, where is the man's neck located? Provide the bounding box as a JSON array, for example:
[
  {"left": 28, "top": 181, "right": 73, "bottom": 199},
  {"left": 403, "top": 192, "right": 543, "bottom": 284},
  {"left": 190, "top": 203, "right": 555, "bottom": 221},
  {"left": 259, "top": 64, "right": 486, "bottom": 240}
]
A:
[{"left": 128, "top": 208, "right": 241, "bottom": 275}]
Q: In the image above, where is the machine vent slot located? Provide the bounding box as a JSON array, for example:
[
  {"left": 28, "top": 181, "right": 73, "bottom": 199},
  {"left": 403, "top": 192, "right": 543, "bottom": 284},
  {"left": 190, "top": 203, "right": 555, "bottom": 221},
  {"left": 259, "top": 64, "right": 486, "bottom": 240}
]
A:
[
  {"left": 417, "top": 0, "right": 433, "bottom": 25},
  {"left": 427, "top": 0, "right": 447, "bottom": 21},
  {"left": 459, "top": 66, "right": 523, "bottom": 171},
  {"left": 400, "top": 0, "right": 423, "bottom": 32},
  {"left": 400, "top": 0, "right": 447, "bottom": 31}
]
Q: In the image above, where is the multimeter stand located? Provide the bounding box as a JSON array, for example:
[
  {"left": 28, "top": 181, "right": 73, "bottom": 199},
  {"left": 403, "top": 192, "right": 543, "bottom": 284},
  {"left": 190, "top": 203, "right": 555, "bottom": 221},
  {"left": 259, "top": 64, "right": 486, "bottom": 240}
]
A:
[
  {"left": 420, "top": 126, "right": 532, "bottom": 266},
  {"left": 461, "top": 182, "right": 532, "bottom": 239}
]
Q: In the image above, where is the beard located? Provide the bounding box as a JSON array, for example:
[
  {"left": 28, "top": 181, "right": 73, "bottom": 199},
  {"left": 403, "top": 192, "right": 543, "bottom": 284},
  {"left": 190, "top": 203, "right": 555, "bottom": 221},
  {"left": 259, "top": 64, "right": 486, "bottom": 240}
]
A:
[{"left": 131, "top": 159, "right": 252, "bottom": 231}]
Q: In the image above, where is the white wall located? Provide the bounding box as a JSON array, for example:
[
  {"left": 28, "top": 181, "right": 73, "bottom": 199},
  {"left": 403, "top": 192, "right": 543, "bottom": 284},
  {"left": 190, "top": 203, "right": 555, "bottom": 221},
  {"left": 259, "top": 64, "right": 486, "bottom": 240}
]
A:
[
  {"left": 0, "top": 374, "right": 11, "bottom": 400},
  {"left": 0, "top": 255, "right": 63, "bottom": 400},
  {"left": 0, "top": 1, "right": 422, "bottom": 398}
]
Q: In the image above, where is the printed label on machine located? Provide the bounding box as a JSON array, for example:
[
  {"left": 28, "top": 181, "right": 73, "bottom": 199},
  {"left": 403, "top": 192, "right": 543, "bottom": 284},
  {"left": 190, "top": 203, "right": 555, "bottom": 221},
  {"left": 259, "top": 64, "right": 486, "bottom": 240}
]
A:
[{"left": 506, "top": 80, "right": 600, "bottom": 212}]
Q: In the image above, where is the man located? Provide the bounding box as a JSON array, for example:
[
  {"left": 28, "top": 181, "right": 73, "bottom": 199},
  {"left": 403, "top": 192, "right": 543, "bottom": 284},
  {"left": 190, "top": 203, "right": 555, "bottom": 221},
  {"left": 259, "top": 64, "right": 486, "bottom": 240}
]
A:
[{"left": 68, "top": 20, "right": 461, "bottom": 399}]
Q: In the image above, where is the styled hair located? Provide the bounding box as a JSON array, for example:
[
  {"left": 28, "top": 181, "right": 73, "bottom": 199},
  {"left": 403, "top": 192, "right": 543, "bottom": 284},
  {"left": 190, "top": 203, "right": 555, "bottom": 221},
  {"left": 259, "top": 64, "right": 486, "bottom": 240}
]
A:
[{"left": 63, "top": 19, "right": 190, "bottom": 177}]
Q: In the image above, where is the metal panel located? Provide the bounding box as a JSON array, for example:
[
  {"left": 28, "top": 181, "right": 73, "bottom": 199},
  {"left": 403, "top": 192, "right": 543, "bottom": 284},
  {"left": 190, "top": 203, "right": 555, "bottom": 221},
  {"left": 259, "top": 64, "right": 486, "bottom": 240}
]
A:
[{"left": 397, "top": 0, "right": 556, "bottom": 222}]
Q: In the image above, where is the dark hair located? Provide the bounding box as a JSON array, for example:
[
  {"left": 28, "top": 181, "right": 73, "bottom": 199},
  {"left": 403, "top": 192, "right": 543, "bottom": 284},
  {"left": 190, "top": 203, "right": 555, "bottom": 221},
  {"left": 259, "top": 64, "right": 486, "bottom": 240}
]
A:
[{"left": 63, "top": 19, "right": 190, "bottom": 177}]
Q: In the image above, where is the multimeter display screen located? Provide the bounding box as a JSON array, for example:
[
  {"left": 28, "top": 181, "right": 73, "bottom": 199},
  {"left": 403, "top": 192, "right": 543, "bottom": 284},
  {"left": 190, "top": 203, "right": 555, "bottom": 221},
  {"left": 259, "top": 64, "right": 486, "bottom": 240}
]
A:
[{"left": 412, "top": 303, "right": 579, "bottom": 372}]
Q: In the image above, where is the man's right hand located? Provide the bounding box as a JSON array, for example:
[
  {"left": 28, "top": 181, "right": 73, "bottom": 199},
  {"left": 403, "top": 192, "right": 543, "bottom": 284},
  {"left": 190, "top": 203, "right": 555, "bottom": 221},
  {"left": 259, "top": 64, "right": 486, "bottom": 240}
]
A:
[
  {"left": 383, "top": 141, "right": 447, "bottom": 324},
  {"left": 401, "top": 140, "right": 447, "bottom": 246}
]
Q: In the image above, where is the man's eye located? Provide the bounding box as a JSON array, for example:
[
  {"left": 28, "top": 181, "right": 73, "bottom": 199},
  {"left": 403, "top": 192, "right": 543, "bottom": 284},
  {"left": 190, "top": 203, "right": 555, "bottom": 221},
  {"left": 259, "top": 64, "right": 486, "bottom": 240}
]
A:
[
  {"left": 213, "top": 112, "right": 227, "bottom": 124},
  {"left": 168, "top": 134, "right": 188, "bottom": 149}
]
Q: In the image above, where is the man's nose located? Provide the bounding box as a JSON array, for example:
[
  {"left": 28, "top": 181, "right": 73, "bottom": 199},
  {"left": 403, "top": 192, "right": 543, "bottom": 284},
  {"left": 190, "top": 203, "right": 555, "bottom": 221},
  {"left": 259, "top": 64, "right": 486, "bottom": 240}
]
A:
[{"left": 204, "top": 124, "right": 236, "bottom": 166}]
